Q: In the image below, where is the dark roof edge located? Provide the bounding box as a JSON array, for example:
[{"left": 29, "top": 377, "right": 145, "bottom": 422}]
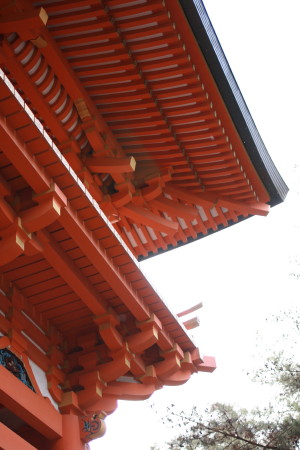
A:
[{"left": 179, "top": 0, "right": 288, "bottom": 206}]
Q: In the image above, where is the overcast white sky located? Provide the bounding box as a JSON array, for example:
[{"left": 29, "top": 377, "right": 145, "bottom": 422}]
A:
[{"left": 92, "top": 1, "right": 300, "bottom": 448}]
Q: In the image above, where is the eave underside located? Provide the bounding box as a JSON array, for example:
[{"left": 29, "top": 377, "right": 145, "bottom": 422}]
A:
[
  {"left": 0, "top": 75, "right": 214, "bottom": 416},
  {"left": 0, "top": 0, "right": 286, "bottom": 259}
]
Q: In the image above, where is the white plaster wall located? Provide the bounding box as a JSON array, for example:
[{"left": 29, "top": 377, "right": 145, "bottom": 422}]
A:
[{"left": 28, "top": 358, "right": 59, "bottom": 410}]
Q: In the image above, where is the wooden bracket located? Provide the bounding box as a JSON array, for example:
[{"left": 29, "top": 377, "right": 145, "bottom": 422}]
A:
[{"left": 0, "top": 7, "right": 48, "bottom": 40}]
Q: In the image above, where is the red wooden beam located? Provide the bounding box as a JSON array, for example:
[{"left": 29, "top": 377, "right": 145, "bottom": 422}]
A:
[
  {"left": 0, "top": 197, "right": 15, "bottom": 229},
  {"left": 21, "top": 197, "right": 65, "bottom": 232},
  {"left": 0, "top": 8, "right": 47, "bottom": 40},
  {"left": 150, "top": 196, "right": 198, "bottom": 221},
  {"left": 0, "top": 174, "right": 12, "bottom": 197},
  {"left": 37, "top": 230, "right": 107, "bottom": 316},
  {"left": 59, "top": 206, "right": 150, "bottom": 321},
  {"left": 177, "top": 302, "right": 203, "bottom": 318},
  {"left": 104, "top": 382, "right": 157, "bottom": 401},
  {"left": 85, "top": 156, "right": 136, "bottom": 174},
  {"left": 197, "top": 356, "right": 217, "bottom": 373},
  {"left": 120, "top": 204, "right": 179, "bottom": 236},
  {"left": 127, "top": 328, "right": 159, "bottom": 353},
  {"left": 183, "top": 317, "right": 200, "bottom": 330},
  {"left": 0, "top": 366, "right": 62, "bottom": 439},
  {"left": 0, "top": 43, "right": 68, "bottom": 143},
  {"left": 98, "top": 356, "right": 131, "bottom": 383},
  {"left": 165, "top": 185, "right": 270, "bottom": 217},
  {"left": 37, "top": 27, "right": 134, "bottom": 169},
  {"left": 161, "top": 369, "right": 192, "bottom": 386},
  {"left": 95, "top": 313, "right": 123, "bottom": 352},
  {"left": 0, "top": 230, "right": 26, "bottom": 266},
  {"left": 0, "top": 110, "right": 50, "bottom": 193}
]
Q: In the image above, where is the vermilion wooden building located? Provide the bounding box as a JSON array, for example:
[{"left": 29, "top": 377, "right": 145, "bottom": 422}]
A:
[{"left": 0, "top": 0, "right": 287, "bottom": 449}]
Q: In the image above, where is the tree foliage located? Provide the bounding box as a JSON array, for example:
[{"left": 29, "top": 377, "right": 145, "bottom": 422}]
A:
[
  {"left": 153, "top": 312, "right": 300, "bottom": 449},
  {"left": 165, "top": 400, "right": 300, "bottom": 449}
]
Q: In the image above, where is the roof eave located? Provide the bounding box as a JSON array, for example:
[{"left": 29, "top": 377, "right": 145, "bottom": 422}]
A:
[{"left": 178, "top": 0, "right": 288, "bottom": 206}]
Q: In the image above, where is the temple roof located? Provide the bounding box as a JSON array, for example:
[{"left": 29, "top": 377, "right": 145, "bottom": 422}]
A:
[
  {"left": 179, "top": 0, "right": 287, "bottom": 207},
  {"left": 0, "top": 0, "right": 287, "bottom": 416},
  {"left": 0, "top": 0, "right": 287, "bottom": 261}
]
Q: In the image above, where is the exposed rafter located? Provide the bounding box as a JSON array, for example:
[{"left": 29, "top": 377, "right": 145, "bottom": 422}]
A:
[{"left": 165, "top": 185, "right": 270, "bottom": 217}]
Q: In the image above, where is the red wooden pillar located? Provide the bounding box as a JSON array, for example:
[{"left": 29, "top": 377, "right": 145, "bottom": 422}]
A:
[
  {"left": 50, "top": 413, "right": 84, "bottom": 450},
  {"left": 49, "top": 392, "right": 85, "bottom": 450}
]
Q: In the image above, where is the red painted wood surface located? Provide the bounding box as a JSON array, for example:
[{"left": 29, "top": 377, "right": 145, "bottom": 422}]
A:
[
  {"left": 0, "top": 0, "right": 271, "bottom": 259},
  {"left": 0, "top": 0, "right": 277, "bottom": 445}
]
